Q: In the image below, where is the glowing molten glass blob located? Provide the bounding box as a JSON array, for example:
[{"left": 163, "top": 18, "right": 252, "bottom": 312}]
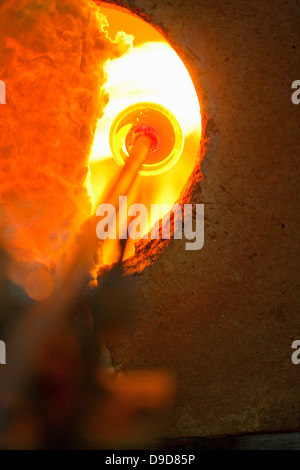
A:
[
  {"left": 109, "top": 102, "right": 184, "bottom": 175},
  {"left": 89, "top": 6, "right": 202, "bottom": 264}
]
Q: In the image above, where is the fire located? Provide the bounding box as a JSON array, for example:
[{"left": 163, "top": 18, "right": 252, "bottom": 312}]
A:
[{"left": 0, "top": 1, "right": 201, "bottom": 299}]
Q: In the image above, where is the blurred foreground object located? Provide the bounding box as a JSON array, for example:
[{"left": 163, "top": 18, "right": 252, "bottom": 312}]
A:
[{"left": 0, "top": 243, "right": 174, "bottom": 449}]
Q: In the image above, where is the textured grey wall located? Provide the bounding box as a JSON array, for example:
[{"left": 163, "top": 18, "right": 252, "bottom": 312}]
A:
[{"left": 105, "top": 0, "right": 300, "bottom": 437}]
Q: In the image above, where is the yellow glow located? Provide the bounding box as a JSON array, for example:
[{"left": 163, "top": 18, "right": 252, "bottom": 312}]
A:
[
  {"left": 91, "top": 41, "right": 201, "bottom": 164},
  {"left": 109, "top": 102, "right": 184, "bottom": 176},
  {"left": 89, "top": 6, "right": 202, "bottom": 264}
]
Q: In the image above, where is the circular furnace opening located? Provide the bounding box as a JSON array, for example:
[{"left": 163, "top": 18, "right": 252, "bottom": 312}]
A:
[{"left": 90, "top": 4, "right": 202, "bottom": 265}]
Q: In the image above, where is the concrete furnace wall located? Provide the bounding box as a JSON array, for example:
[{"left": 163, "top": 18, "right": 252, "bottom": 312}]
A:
[{"left": 106, "top": 0, "right": 300, "bottom": 437}]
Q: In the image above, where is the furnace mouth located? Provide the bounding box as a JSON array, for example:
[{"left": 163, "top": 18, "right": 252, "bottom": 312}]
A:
[{"left": 90, "top": 4, "right": 203, "bottom": 266}]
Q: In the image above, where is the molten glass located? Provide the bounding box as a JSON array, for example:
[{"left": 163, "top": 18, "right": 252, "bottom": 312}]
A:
[{"left": 109, "top": 103, "right": 184, "bottom": 176}]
